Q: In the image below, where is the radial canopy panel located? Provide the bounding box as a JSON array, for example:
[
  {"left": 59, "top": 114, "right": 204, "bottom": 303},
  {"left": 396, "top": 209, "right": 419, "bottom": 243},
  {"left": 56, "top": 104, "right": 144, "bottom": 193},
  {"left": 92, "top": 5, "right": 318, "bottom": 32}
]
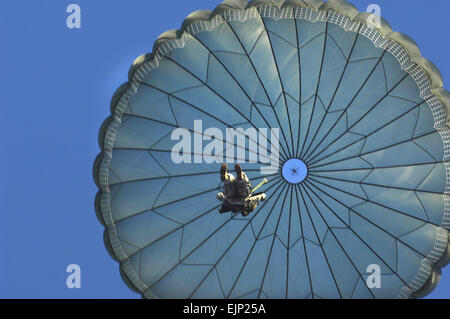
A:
[{"left": 94, "top": 0, "right": 450, "bottom": 299}]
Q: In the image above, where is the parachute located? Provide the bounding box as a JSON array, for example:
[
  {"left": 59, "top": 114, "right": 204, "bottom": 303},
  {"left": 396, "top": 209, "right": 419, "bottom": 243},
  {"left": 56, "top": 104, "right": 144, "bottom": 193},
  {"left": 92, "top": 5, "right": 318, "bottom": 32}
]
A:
[{"left": 94, "top": 0, "right": 450, "bottom": 298}]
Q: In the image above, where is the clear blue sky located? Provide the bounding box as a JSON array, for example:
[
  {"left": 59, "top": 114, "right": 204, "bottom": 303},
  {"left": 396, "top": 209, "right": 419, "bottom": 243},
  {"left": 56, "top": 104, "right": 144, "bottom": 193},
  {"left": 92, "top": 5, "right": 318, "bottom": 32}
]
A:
[{"left": 0, "top": 0, "right": 448, "bottom": 299}]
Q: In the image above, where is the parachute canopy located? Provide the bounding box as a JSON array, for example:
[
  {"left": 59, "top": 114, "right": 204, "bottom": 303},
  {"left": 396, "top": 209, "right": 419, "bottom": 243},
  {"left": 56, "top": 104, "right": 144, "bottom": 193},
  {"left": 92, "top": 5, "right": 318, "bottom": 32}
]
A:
[{"left": 95, "top": 0, "right": 450, "bottom": 299}]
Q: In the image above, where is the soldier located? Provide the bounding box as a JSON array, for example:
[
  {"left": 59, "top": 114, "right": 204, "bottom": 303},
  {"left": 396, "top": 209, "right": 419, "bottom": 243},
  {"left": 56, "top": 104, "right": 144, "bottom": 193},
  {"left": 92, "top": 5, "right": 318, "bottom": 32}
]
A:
[{"left": 217, "top": 163, "right": 267, "bottom": 217}]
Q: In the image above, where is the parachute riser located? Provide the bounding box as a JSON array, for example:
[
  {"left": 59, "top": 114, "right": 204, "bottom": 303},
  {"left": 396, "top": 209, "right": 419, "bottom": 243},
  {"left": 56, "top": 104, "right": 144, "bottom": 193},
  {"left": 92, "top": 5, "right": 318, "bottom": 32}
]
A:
[{"left": 252, "top": 178, "right": 268, "bottom": 193}]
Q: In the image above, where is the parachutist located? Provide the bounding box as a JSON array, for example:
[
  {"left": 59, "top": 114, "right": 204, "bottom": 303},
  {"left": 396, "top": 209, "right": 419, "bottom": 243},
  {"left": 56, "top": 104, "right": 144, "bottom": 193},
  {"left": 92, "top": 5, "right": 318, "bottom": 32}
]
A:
[{"left": 216, "top": 163, "right": 267, "bottom": 217}]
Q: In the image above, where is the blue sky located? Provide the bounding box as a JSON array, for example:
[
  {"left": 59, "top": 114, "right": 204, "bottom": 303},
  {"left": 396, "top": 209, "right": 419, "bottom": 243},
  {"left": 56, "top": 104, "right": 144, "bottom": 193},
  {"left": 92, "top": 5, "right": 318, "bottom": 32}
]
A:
[{"left": 0, "top": 0, "right": 448, "bottom": 299}]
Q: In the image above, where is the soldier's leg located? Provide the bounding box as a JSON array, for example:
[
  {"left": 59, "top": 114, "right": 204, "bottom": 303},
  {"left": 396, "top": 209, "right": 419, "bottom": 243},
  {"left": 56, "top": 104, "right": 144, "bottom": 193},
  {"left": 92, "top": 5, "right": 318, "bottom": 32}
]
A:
[
  {"left": 235, "top": 164, "right": 250, "bottom": 182},
  {"left": 220, "top": 163, "right": 227, "bottom": 181},
  {"left": 221, "top": 163, "right": 235, "bottom": 182},
  {"left": 235, "top": 164, "right": 246, "bottom": 181},
  {"left": 235, "top": 163, "right": 252, "bottom": 197}
]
